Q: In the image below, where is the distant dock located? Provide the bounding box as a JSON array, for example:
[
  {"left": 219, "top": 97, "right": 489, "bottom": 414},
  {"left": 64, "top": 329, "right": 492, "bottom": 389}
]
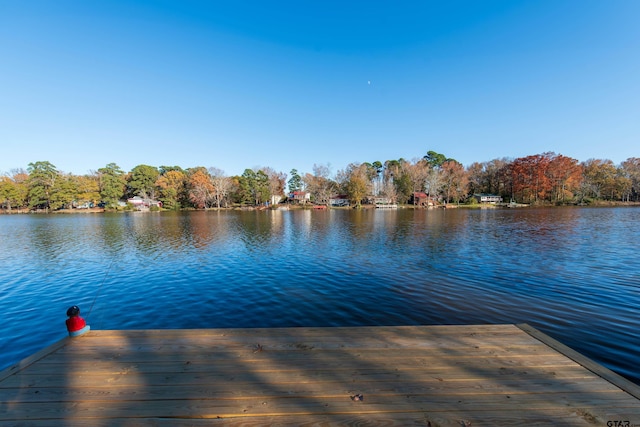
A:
[{"left": 1, "top": 324, "right": 639, "bottom": 426}]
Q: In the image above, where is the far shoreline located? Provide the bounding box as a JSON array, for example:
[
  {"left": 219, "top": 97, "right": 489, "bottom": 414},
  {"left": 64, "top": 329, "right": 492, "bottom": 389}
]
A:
[{"left": 2, "top": 200, "right": 640, "bottom": 215}]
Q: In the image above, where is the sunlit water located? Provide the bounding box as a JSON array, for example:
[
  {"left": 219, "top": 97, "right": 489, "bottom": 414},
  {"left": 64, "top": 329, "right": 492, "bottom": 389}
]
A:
[{"left": 1, "top": 207, "right": 638, "bottom": 384}]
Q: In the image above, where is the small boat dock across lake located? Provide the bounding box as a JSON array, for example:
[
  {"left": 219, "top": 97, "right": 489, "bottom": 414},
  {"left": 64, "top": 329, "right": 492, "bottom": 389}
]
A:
[{"left": 1, "top": 324, "right": 639, "bottom": 426}]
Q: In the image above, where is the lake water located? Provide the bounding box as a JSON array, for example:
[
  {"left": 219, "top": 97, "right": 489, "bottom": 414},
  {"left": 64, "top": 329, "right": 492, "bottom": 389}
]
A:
[{"left": 1, "top": 207, "right": 638, "bottom": 385}]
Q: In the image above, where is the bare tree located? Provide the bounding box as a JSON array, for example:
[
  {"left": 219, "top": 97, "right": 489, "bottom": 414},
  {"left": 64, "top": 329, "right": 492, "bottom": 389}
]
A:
[
  {"left": 380, "top": 179, "right": 398, "bottom": 203},
  {"left": 208, "top": 167, "right": 235, "bottom": 208},
  {"left": 621, "top": 158, "right": 640, "bottom": 202},
  {"left": 424, "top": 167, "right": 442, "bottom": 200},
  {"left": 402, "top": 159, "right": 430, "bottom": 203},
  {"left": 303, "top": 163, "right": 336, "bottom": 205},
  {"left": 441, "top": 161, "right": 469, "bottom": 203}
]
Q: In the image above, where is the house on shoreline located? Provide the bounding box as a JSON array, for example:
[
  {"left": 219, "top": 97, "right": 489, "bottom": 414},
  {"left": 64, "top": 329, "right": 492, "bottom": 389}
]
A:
[
  {"left": 289, "top": 191, "right": 310, "bottom": 204},
  {"left": 329, "top": 195, "right": 350, "bottom": 207},
  {"left": 127, "top": 196, "right": 162, "bottom": 210},
  {"left": 410, "top": 192, "right": 438, "bottom": 208},
  {"left": 473, "top": 193, "right": 503, "bottom": 204}
]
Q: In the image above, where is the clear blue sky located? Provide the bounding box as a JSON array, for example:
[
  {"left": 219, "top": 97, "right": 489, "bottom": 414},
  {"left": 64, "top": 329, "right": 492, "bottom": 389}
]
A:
[{"left": 1, "top": 1, "right": 639, "bottom": 177}]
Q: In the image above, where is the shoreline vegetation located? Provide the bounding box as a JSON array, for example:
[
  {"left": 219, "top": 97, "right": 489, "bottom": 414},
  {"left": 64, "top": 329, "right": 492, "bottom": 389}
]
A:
[
  {"left": 2, "top": 151, "right": 640, "bottom": 214},
  {"left": 2, "top": 200, "right": 639, "bottom": 215}
]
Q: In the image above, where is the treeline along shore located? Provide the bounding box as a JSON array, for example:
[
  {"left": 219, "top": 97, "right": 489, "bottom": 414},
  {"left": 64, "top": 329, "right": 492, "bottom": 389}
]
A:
[{"left": 2, "top": 151, "right": 640, "bottom": 213}]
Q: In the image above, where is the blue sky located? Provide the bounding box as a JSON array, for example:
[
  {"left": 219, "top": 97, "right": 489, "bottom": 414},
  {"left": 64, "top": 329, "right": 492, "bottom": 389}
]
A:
[{"left": 1, "top": 1, "right": 639, "bottom": 177}]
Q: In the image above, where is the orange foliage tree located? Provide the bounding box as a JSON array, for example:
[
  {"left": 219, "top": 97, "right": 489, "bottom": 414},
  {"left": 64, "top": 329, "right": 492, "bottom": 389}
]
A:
[
  {"left": 546, "top": 154, "right": 583, "bottom": 203},
  {"left": 509, "top": 153, "right": 581, "bottom": 204},
  {"left": 509, "top": 154, "right": 551, "bottom": 203},
  {"left": 187, "top": 168, "right": 214, "bottom": 209}
]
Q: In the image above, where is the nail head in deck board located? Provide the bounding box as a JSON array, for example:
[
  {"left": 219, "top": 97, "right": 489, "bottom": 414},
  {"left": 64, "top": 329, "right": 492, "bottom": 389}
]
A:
[{"left": 1, "top": 324, "right": 639, "bottom": 426}]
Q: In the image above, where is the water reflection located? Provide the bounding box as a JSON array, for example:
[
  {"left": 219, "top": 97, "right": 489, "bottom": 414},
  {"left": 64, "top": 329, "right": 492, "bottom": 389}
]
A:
[{"left": 0, "top": 207, "right": 638, "bottom": 385}]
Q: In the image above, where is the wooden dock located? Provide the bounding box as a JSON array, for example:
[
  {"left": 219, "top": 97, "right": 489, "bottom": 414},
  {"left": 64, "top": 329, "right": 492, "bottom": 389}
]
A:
[{"left": 1, "top": 324, "right": 639, "bottom": 426}]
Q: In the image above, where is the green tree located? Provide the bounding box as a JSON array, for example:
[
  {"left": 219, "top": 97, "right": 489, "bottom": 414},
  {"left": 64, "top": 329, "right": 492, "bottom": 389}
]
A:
[
  {"left": 288, "top": 169, "right": 302, "bottom": 193},
  {"left": 27, "top": 161, "right": 58, "bottom": 210},
  {"left": 238, "top": 169, "right": 270, "bottom": 205},
  {"left": 127, "top": 164, "right": 160, "bottom": 199},
  {"left": 424, "top": 151, "right": 449, "bottom": 169},
  {"left": 156, "top": 169, "right": 186, "bottom": 210},
  {"left": 370, "top": 160, "right": 383, "bottom": 194},
  {"left": 159, "top": 165, "right": 184, "bottom": 175},
  {"left": 76, "top": 174, "right": 101, "bottom": 205},
  {"left": 252, "top": 169, "right": 270, "bottom": 205},
  {"left": 384, "top": 159, "right": 412, "bottom": 203},
  {"left": 98, "top": 163, "right": 125, "bottom": 208},
  {"left": 0, "top": 170, "right": 28, "bottom": 211},
  {"left": 49, "top": 173, "right": 78, "bottom": 210},
  {"left": 0, "top": 177, "right": 15, "bottom": 211}
]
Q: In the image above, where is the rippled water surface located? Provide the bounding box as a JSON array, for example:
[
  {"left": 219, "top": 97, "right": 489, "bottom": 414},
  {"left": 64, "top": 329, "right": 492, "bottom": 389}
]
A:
[{"left": 1, "top": 207, "right": 638, "bottom": 384}]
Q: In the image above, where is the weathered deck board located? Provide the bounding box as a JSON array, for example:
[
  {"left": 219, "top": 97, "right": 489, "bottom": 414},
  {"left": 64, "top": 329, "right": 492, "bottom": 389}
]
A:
[{"left": 1, "top": 324, "right": 639, "bottom": 426}]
